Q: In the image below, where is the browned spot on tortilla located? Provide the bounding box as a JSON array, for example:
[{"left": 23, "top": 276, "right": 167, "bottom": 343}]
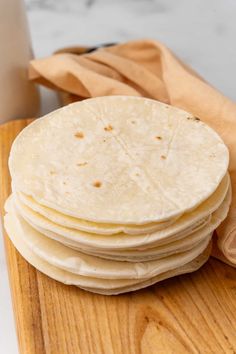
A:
[
  {"left": 63, "top": 181, "right": 67, "bottom": 185},
  {"left": 156, "top": 136, "right": 162, "bottom": 140},
  {"left": 161, "top": 155, "right": 166, "bottom": 159},
  {"left": 104, "top": 125, "right": 113, "bottom": 132},
  {"left": 75, "top": 131, "right": 84, "bottom": 139},
  {"left": 187, "top": 116, "right": 200, "bottom": 122},
  {"left": 131, "top": 120, "right": 136, "bottom": 124},
  {"left": 77, "top": 162, "right": 88, "bottom": 167},
  {"left": 50, "top": 170, "right": 56, "bottom": 175},
  {"left": 93, "top": 181, "right": 102, "bottom": 188}
]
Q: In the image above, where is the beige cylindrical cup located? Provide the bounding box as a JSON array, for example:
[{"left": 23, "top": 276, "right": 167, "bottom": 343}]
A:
[{"left": 0, "top": 0, "right": 40, "bottom": 124}]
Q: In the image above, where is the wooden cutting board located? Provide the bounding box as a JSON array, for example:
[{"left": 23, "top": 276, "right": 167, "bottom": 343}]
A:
[{"left": 1, "top": 119, "right": 236, "bottom": 354}]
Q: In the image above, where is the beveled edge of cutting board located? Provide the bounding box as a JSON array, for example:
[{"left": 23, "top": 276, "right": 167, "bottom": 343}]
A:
[
  {"left": 0, "top": 117, "right": 34, "bottom": 128},
  {"left": 0, "top": 118, "right": 46, "bottom": 354}
]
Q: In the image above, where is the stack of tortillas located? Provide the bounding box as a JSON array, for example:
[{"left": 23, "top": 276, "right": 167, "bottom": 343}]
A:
[{"left": 4, "top": 96, "right": 231, "bottom": 295}]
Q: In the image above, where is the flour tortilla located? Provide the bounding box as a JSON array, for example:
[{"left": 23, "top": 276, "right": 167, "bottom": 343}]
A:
[
  {"left": 3, "top": 208, "right": 212, "bottom": 293},
  {"left": 15, "top": 169, "right": 229, "bottom": 236},
  {"left": 78, "top": 183, "right": 231, "bottom": 260},
  {"left": 16, "top": 190, "right": 177, "bottom": 235},
  {"left": 12, "top": 175, "right": 230, "bottom": 251},
  {"left": 80, "top": 244, "right": 212, "bottom": 295},
  {"left": 7, "top": 185, "right": 231, "bottom": 271},
  {"left": 5, "top": 197, "right": 212, "bottom": 280},
  {"left": 13, "top": 194, "right": 210, "bottom": 249},
  {"left": 9, "top": 96, "right": 229, "bottom": 224},
  {"left": 72, "top": 224, "right": 211, "bottom": 262},
  {"left": 18, "top": 214, "right": 211, "bottom": 259}
]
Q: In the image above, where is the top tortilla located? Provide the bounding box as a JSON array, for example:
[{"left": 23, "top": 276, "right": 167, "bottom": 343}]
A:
[{"left": 9, "top": 96, "right": 229, "bottom": 224}]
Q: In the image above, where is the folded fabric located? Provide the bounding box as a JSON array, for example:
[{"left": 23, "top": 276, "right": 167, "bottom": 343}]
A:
[{"left": 29, "top": 39, "right": 236, "bottom": 266}]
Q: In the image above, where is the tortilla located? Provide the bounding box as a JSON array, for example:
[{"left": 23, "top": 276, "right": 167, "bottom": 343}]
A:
[
  {"left": 12, "top": 175, "right": 230, "bottom": 253},
  {"left": 4, "top": 204, "right": 212, "bottom": 293},
  {"left": 80, "top": 244, "right": 212, "bottom": 295},
  {"left": 15, "top": 170, "right": 229, "bottom": 235},
  {"left": 9, "top": 96, "right": 229, "bottom": 224},
  {"left": 16, "top": 190, "right": 177, "bottom": 235},
  {"left": 4, "top": 198, "right": 211, "bottom": 280},
  {"left": 82, "top": 183, "right": 231, "bottom": 260},
  {"left": 67, "top": 224, "right": 211, "bottom": 262}
]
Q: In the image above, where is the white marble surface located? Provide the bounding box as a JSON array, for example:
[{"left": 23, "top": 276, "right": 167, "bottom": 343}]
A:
[{"left": 1, "top": 0, "right": 236, "bottom": 353}]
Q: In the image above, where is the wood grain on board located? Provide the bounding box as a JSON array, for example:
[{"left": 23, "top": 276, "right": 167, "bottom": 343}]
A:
[{"left": 0, "top": 119, "right": 236, "bottom": 354}]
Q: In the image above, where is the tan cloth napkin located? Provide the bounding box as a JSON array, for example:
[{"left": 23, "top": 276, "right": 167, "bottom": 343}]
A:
[{"left": 29, "top": 39, "right": 236, "bottom": 266}]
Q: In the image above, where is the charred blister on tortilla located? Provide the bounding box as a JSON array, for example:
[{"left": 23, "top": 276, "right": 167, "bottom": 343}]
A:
[
  {"left": 187, "top": 116, "right": 201, "bottom": 122},
  {"left": 74, "top": 131, "right": 84, "bottom": 139},
  {"left": 104, "top": 125, "right": 113, "bottom": 132},
  {"left": 93, "top": 180, "right": 102, "bottom": 188}
]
